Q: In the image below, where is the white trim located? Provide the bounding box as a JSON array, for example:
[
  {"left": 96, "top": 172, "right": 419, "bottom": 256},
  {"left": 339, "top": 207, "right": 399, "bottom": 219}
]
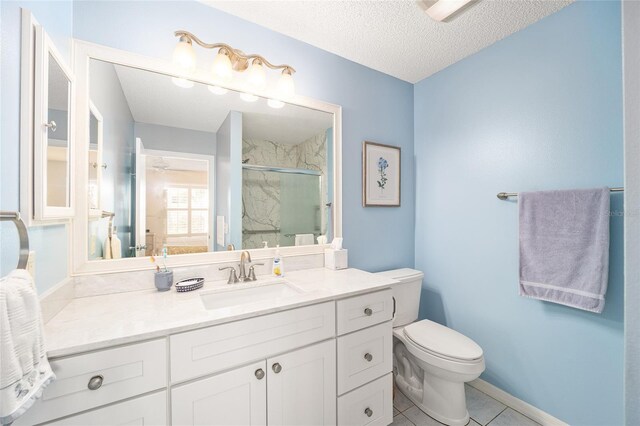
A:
[
  {"left": 623, "top": 2, "right": 640, "bottom": 423},
  {"left": 143, "top": 148, "right": 215, "bottom": 251},
  {"left": 71, "top": 40, "right": 342, "bottom": 275},
  {"left": 20, "top": 9, "right": 37, "bottom": 225},
  {"left": 468, "top": 379, "right": 568, "bottom": 426}
]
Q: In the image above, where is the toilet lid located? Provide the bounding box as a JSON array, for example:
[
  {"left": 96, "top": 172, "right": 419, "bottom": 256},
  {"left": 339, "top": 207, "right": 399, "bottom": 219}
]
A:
[{"left": 404, "top": 320, "right": 483, "bottom": 361}]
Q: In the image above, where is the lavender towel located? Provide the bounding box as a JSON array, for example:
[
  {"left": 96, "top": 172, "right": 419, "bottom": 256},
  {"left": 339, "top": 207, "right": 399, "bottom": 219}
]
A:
[{"left": 519, "top": 187, "right": 610, "bottom": 313}]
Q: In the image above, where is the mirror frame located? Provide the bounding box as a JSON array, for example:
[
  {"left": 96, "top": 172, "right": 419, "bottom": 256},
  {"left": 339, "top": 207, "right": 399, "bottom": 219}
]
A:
[{"left": 72, "top": 40, "right": 342, "bottom": 275}]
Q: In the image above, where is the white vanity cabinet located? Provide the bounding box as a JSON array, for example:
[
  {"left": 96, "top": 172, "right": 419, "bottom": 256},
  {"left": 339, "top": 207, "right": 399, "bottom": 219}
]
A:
[
  {"left": 14, "top": 339, "right": 167, "bottom": 426},
  {"left": 172, "top": 340, "right": 336, "bottom": 426},
  {"left": 46, "top": 391, "right": 167, "bottom": 425},
  {"left": 171, "top": 361, "right": 267, "bottom": 425},
  {"left": 20, "top": 287, "right": 394, "bottom": 426},
  {"left": 267, "top": 340, "right": 336, "bottom": 425},
  {"left": 335, "top": 290, "right": 395, "bottom": 426}
]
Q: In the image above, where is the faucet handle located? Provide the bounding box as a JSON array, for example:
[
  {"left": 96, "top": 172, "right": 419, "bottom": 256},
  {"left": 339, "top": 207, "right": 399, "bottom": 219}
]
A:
[
  {"left": 248, "top": 263, "right": 264, "bottom": 281},
  {"left": 219, "top": 266, "right": 239, "bottom": 284}
]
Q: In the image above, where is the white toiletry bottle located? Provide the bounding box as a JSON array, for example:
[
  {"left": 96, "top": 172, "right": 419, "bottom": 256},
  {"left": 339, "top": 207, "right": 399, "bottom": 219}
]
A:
[{"left": 273, "top": 245, "right": 284, "bottom": 277}]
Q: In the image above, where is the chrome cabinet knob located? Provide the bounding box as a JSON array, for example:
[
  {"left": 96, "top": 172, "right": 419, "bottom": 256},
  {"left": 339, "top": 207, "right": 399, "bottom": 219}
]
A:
[
  {"left": 255, "top": 368, "right": 265, "bottom": 380},
  {"left": 364, "top": 307, "right": 373, "bottom": 316},
  {"left": 364, "top": 353, "right": 373, "bottom": 362},
  {"left": 272, "top": 363, "right": 282, "bottom": 373},
  {"left": 44, "top": 120, "right": 57, "bottom": 132},
  {"left": 364, "top": 408, "right": 373, "bottom": 417},
  {"left": 87, "top": 374, "right": 104, "bottom": 390}
]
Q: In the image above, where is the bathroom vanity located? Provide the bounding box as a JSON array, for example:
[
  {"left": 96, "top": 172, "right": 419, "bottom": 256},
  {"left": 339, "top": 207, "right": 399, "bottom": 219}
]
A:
[{"left": 17, "top": 268, "right": 396, "bottom": 426}]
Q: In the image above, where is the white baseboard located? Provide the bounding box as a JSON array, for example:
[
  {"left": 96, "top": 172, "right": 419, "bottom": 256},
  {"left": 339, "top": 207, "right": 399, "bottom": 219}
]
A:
[{"left": 468, "top": 378, "right": 568, "bottom": 426}]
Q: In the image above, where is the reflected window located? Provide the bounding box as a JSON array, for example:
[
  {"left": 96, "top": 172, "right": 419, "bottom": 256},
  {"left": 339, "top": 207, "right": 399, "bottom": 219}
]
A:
[{"left": 166, "top": 186, "right": 208, "bottom": 236}]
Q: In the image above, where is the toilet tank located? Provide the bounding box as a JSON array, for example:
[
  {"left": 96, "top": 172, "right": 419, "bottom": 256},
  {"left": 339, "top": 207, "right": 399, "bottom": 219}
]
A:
[{"left": 375, "top": 268, "right": 424, "bottom": 327}]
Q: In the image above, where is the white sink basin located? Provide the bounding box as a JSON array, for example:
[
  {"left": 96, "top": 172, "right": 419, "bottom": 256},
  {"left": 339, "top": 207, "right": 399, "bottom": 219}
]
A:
[{"left": 200, "top": 280, "right": 303, "bottom": 311}]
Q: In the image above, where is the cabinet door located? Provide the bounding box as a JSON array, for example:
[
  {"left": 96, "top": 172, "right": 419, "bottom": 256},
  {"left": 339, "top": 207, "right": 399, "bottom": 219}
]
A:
[
  {"left": 171, "top": 361, "right": 266, "bottom": 426},
  {"left": 267, "top": 339, "right": 336, "bottom": 426}
]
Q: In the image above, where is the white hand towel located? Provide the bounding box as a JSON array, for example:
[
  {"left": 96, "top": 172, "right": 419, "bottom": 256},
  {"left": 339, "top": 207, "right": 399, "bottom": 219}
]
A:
[
  {"left": 110, "top": 234, "right": 122, "bottom": 259},
  {"left": 1, "top": 270, "right": 55, "bottom": 425},
  {"left": 295, "top": 234, "right": 315, "bottom": 246},
  {"left": 103, "top": 236, "right": 112, "bottom": 259}
]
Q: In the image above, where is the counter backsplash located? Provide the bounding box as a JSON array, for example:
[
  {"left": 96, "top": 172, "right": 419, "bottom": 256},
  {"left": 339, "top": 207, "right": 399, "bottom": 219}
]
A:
[{"left": 40, "top": 252, "right": 324, "bottom": 322}]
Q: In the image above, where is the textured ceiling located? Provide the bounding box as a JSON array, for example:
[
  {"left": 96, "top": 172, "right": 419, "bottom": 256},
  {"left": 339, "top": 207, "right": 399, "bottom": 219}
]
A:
[{"left": 204, "top": 0, "right": 573, "bottom": 83}]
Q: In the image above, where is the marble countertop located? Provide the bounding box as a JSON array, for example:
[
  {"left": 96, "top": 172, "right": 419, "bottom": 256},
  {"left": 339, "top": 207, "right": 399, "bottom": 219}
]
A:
[{"left": 45, "top": 268, "right": 398, "bottom": 358}]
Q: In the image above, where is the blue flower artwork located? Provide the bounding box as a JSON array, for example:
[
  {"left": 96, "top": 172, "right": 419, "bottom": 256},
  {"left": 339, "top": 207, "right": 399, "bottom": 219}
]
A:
[{"left": 377, "top": 157, "right": 389, "bottom": 190}]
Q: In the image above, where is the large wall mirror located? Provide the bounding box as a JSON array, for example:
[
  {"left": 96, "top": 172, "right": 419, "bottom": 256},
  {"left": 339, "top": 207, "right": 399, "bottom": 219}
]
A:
[{"left": 73, "top": 42, "right": 341, "bottom": 273}]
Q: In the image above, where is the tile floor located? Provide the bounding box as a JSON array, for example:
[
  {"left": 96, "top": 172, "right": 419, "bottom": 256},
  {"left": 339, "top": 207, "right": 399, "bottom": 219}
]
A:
[{"left": 392, "top": 384, "right": 541, "bottom": 426}]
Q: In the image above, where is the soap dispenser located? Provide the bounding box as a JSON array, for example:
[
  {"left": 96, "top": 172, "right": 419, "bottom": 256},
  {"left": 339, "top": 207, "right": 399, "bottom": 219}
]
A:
[{"left": 272, "top": 245, "right": 284, "bottom": 277}]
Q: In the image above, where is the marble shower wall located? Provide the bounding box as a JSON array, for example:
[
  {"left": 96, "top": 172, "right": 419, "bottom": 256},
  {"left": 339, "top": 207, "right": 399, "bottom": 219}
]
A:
[{"left": 242, "top": 132, "right": 328, "bottom": 249}]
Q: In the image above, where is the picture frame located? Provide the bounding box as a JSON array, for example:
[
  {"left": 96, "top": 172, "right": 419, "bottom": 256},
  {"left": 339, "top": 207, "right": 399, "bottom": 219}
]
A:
[{"left": 362, "top": 141, "right": 401, "bottom": 207}]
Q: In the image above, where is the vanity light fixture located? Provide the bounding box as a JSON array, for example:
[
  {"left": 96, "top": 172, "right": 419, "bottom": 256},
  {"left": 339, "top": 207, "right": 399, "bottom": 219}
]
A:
[
  {"left": 172, "top": 30, "right": 296, "bottom": 99},
  {"left": 208, "top": 85, "right": 228, "bottom": 95},
  {"left": 424, "top": 0, "right": 474, "bottom": 22},
  {"left": 267, "top": 99, "right": 285, "bottom": 109},
  {"left": 171, "top": 77, "right": 194, "bottom": 89},
  {"left": 240, "top": 93, "right": 259, "bottom": 103}
]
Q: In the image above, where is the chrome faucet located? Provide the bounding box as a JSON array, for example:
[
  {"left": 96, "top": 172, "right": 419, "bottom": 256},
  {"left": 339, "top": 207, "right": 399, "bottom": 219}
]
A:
[
  {"left": 219, "top": 266, "right": 239, "bottom": 284},
  {"left": 238, "top": 251, "right": 252, "bottom": 282}
]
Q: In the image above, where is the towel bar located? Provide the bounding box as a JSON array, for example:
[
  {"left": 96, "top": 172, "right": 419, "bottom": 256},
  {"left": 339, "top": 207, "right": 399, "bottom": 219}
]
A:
[
  {"left": 497, "top": 187, "right": 624, "bottom": 200},
  {"left": 0, "top": 211, "right": 30, "bottom": 269}
]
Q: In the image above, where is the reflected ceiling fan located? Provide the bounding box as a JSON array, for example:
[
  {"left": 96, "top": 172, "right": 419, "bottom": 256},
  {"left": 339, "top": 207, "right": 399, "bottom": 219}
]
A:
[{"left": 151, "top": 157, "right": 170, "bottom": 173}]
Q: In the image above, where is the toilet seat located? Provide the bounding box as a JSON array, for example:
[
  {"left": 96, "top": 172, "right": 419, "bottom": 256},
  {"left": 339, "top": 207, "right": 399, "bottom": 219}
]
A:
[{"left": 403, "top": 320, "right": 483, "bottom": 363}]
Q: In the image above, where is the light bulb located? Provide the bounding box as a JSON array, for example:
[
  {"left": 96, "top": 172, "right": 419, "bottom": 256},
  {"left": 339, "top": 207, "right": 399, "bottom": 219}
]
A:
[
  {"left": 208, "top": 85, "right": 228, "bottom": 95},
  {"left": 211, "top": 50, "right": 233, "bottom": 84},
  {"left": 247, "top": 60, "right": 267, "bottom": 91},
  {"left": 240, "top": 93, "right": 258, "bottom": 102},
  {"left": 276, "top": 70, "right": 295, "bottom": 99},
  {"left": 172, "top": 38, "right": 196, "bottom": 72},
  {"left": 267, "top": 99, "right": 284, "bottom": 109},
  {"left": 171, "top": 77, "right": 194, "bottom": 89}
]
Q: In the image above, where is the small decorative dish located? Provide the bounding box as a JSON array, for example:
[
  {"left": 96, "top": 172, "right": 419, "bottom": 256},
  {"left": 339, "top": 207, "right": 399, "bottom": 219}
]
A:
[{"left": 175, "top": 277, "right": 205, "bottom": 292}]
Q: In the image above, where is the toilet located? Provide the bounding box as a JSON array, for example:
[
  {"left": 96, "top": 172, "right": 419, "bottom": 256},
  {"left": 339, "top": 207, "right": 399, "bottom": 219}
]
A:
[{"left": 376, "top": 268, "right": 485, "bottom": 426}]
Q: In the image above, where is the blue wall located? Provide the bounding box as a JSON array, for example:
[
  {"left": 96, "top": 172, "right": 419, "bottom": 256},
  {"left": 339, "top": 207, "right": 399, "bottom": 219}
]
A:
[
  {"left": 72, "top": 0, "right": 415, "bottom": 272},
  {"left": 414, "top": 2, "right": 623, "bottom": 424},
  {"left": 215, "top": 111, "right": 243, "bottom": 250},
  {"left": 1, "top": 1, "right": 73, "bottom": 292}
]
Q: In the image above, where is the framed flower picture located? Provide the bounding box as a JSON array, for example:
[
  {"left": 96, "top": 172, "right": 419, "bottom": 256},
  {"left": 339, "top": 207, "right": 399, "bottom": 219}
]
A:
[{"left": 362, "top": 141, "right": 401, "bottom": 207}]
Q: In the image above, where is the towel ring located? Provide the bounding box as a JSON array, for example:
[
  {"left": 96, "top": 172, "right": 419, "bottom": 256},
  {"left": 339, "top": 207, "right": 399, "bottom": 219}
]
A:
[{"left": 0, "top": 211, "right": 30, "bottom": 270}]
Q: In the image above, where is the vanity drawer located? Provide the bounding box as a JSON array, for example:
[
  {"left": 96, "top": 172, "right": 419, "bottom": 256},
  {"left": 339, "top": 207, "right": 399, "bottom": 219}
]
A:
[
  {"left": 338, "top": 373, "right": 394, "bottom": 426},
  {"left": 45, "top": 390, "right": 167, "bottom": 425},
  {"left": 336, "top": 289, "right": 393, "bottom": 335},
  {"left": 337, "top": 321, "right": 393, "bottom": 395},
  {"left": 15, "top": 339, "right": 167, "bottom": 425},
  {"left": 170, "top": 301, "right": 335, "bottom": 383}
]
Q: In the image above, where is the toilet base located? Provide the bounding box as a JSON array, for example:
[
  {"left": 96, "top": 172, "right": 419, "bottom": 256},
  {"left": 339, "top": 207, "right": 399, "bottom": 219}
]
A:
[
  {"left": 393, "top": 336, "right": 483, "bottom": 426},
  {"left": 395, "top": 373, "right": 470, "bottom": 426}
]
